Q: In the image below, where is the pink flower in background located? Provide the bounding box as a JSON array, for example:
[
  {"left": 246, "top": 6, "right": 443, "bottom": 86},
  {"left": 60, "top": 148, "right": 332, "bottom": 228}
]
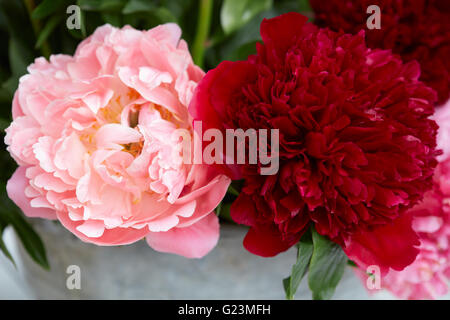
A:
[
  {"left": 4, "top": 24, "right": 230, "bottom": 258},
  {"left": 379, "top": 100, "right": 450, "bottom": 299}
]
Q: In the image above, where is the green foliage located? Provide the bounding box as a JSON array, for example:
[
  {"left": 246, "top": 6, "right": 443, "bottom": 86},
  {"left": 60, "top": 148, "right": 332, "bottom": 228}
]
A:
[
  {"left": 308, "top": 228, "right": 347, "bottom": 300},
  {"left": 221, "top": 0, "right": 272, "bottom": 35},
  {"left": 0, "top": 218, "right": 15, "bottom": 267},
  {"left": 283, "top": 227, "right": 348, "bottom": 300},
  {"left": 283, "top": 230, "right": 313, "bottom": 300},
  {"left": 32, "top": 0, "right": 70, "bottom": 20},
  {"left": 0, "top": 184, "right": 49, "bottom": 269},
  {"left": 205, "top": 0, "right": 313, "bottom": 69}
]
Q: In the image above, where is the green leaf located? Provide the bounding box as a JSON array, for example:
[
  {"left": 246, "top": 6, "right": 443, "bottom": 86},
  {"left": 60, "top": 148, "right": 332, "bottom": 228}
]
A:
[
  {"left": 153, "top": 7, "right": 177, "bottom": 23},
  {"left": 8, "top": 38, "right": 33, "bottom": 77},
  {"left": 226, "top": 40, "right": 258, "bottom": 62},
  {"left": 0, "top": 235, "right": 15, "bottom": 267},
  {"left": 283, "top": 230, "right": 313, "bottom": 300},
  {"left": 4, "top": 36, "right": 34, "bottom": 96},
  {"left": 298, "top": 0, "right": 312, "bottom": 12},
  {"left": 0, "top": 185, "right": 49, "bottom": 270},
  {"left": 212, "top": 9, "right": 279, "bottom": 64},
  {"left": 227, "top": 185, "right": 240, "bottom": 197},
  {"left": 0, "top": 118, "right": 9, "bottom": 131},
  {"left": 347, "top": 260, "right": 357, "bottom": 267},
  {"left": 0, "top": 0, "right": 35, "bottom": 41},
  {"left": 308, "top": 228, "right": 347, "bottom": 300},
  {"left": 32, "top": 0, "right": 69, "bottom": 20},
  {"left": 35, "top": 15, "right": 64, "bottom": 49},
  {"left": 78, "top": 0, "right": 126, "bottom": 12},
  {"left": 122, "top": 0, "right": 156, "bottom": 14},
  {"left": 221, "top": 0, "right": 272, "bottom": 35},
  {"left": 0, "top": 220, "right": 15, "bottom": 267},
  {"left": 2, "top": 76, "right": 19, "bottom": 97},
  {"left": 217, "top": 202, "right": 233, "bottom": 223},
  {"left": 101, "top": 12, "right": 122, "bottom": 26}
]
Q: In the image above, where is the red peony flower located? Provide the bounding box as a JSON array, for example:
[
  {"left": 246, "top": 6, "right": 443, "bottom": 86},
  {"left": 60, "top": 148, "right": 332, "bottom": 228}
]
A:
[
  {"left": 370, "top": 100, "right": 450, "bottom": 299},
  {"left": 189, "top": 12, "right": 440, "bottom": 273},
  {"left": 310, "top": 0, "right": 450, "bottom": 105}
]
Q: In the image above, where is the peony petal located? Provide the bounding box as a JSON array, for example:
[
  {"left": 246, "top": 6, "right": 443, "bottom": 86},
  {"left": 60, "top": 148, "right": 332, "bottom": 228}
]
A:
[
  {"left": 57, "top": 211, "right": 149, "bottom": 246},
  {"left": 146, "top": 212, "right": 219, "bottom": 258},
  {"left": 76, "top": 220, "right": 105, "bottom": 238},
  {"left": 243, "top": 224, "right": 298, "bottom": 257},
  {"left": 344, "top": 213, "right": 421, "bottom": 275},
  {"left": 6, "top": 167, "right": 57, "bottom": 219},
  {"left": 95, "top": 123, "right": 141, "bottom": 149},
  {"left": 260, "top": 12, "right": 308, "bottom": 59}
]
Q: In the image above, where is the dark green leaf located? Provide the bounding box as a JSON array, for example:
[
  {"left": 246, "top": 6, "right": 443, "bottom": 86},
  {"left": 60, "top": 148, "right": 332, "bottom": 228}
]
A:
[
  {"left": 36, "top": 15, "right": 64, "bottom": 49},
  {"left": 4, "top": 36, "right": 34, "bottom": 96},
  {"left": 101, "top": 12, "right": 122, "bottom": 26},
  {"left": 226, "top": 41, "right": 258, "bottom": 61},
  {"left": 78, "top": 0, "right": 126, "bottom": 12},
  {"left": 79, "top": 6, "right": 87, "bottom": 38},
  {"left": 0, "top": 86, "right": 12, "bottom": 104},
  {"left": 347, "top": 260, "right": 357, "bottom": 267},
  {"left": 0, "top": 184, "right": 49, "bottom": 270},
  {"left": 32, "top": 0, "right": 69, "bottom": 20},
  {"left": 0, "top": 118, "right": 9, "bottom": 131},
  {"left": 2, "top": 76, "right": 19, "bottom": 97},
  {"left": 299, "top": 0, "right": 312, "bottom": 12},
  {"left": 221, "top": 0, "right": 273, "bottom": 35},
  {"left": 122, "top": 0, "right": 156, "bottom": 14},
  {"left": 217, "top": 202, "right": 233, "bottom": 223},
  {"left": 227, "top": 185, "right": 240, "bottom": 197},
  {"left": 0, "top": 0, "right": 35, "bottom": 41},
  {"left": 308, "top": 228, "right": 347, "bottom": 300},
  {"left": 0, "top": 219, "right": 15, "bottom": 267},
  {"left": 283, "top": 230, "right": 313, "bottom": 300},
  {"left": 8, "top": 38, "right": 34, "bottom": 77},
  {"left": 154, "top": 7, "right": 177, "bottom": 23},
  {"left": 0, "top": 232, "right": 15, "bottom": 267},
  {"left": 212, "top": 9, "right": 279, "bottom": 64}
]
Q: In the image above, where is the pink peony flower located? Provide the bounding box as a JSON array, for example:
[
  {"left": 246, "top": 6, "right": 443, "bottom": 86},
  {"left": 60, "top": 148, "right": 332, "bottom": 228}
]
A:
[
  {"left": 375, "top": 100, "right": 450, "bottom": 299},
  {"left": 4, "top": 23, "right": 230, "bottom": 258}
]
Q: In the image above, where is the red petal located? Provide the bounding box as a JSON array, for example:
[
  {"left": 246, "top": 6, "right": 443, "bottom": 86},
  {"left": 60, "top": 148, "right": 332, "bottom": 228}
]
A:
[
  {"left": 243, "top": 225, "right": 295, "bottom": 257},
  {"left": 343, "top": 213, "right": 420, "bottom": 275},
  {"left": 230, "top": 193, "right": 258, "bottom": 226},
  {"left": 260, "top": 12, "right": 308, "bottom": 58},
  {"left": 188, "top": 60, "right": 257, "bottom": 180}
]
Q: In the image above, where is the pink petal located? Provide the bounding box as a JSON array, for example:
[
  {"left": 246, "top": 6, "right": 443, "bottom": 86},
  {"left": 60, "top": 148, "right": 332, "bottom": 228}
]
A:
[
  {"left": 76, "top": 220, "right": 105, "bottom": 238},
  {"left": 95, "top": 123, "right": 141, "bottom": 149},
  {"left": 176, "top": 173, "right": 230, "bottom": 228},
  {"left": 57, "top": 211, "right": 149, "bottom": 246},
  {"left": 146, "top": 23, "right": 181, "bottom": 47},
  {"left": 146, "top": 212, "right": 219, "bottom": 258},
  {"left": 6, "top": 167, "right": 57, "bottom": 219}
]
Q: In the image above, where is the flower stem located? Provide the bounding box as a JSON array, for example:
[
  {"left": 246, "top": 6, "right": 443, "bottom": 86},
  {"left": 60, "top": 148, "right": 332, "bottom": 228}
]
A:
[
  {"left": 23, "top": 0, "right": 51, "bottom": 59},
  {"left": 192, "top": 0, "right": 213, "bottom": 69}
]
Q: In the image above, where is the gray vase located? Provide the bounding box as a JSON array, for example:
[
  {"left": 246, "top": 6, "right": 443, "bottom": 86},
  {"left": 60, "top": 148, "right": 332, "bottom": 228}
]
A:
[{"left": 13, "top": 219, "right": 378, "bottom": 299}]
